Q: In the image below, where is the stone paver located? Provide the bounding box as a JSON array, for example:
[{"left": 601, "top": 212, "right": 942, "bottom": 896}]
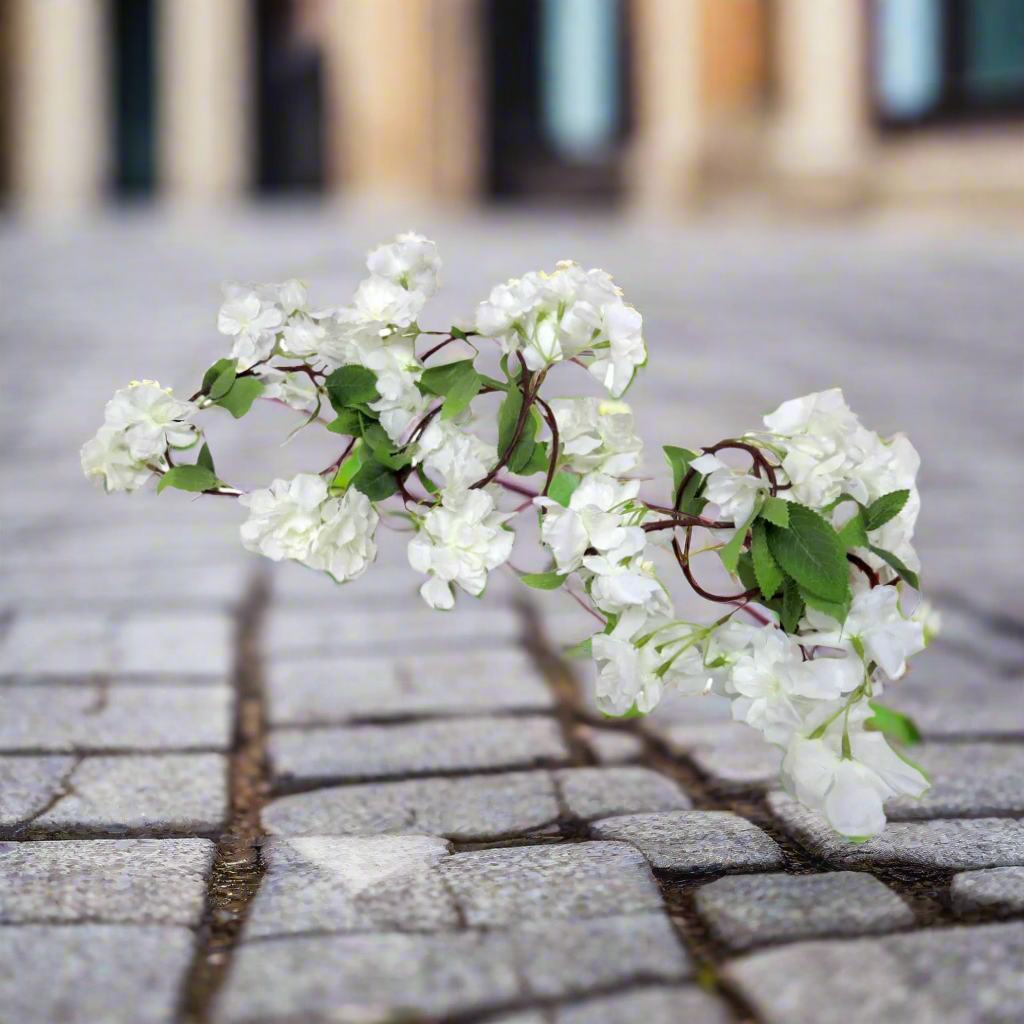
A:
[
  {"left": 894, "top": 667, "right": 1024, "bottom": 740},
  {"left": 555, "top": 986, "right": 734, "bottom": 1024},
  {"left": 0, "top": 755, "right": 77, "bottom": 826},
  {"left": 576, "top": 726, "right": 645, "bottom": 764},
  {"left": 0, "top": 610, "right": 234, "bottom": 677},
  {"left": 266, "top": 649, "right": 553, "bottom": 725},
  {"left": 768, "top": 792, "right": 1024, "bottom": 870},
  {"left": 554, "top": 766, "right": 692, "bottom": 820},
  {"left": 951, "top": 866, "right": 1024, "bottom": 915},
  {"left": 216, "top": 913, "right": 689, "bottom": 1022},
  {"left": 263, "top": 605, "right": 522, "bottom": 656},
  {"left": 694, "top": 871, "right": 914, "bottom": 951},
  {"left": 725, "top": 921, "right": 1024, "bottom": 1024},
  {"left": 689, "top": 742, "right": 783, "bottom": 790},
  {"left": 591, "top": 811, "right": 785, "bottom": 873},
  {"left": 262, "top": 771, "right": 560, "bottom": 840},
  {"left": 0, "top": 838, "right": 216, "bottom": 925},
  {"left": 30, "top": 754, "right": 229, "bottom": 834},
  {"left": 0, "top": 924, "right": 197, "bottom": 1024},
  {"left": 884, "top": 743, "right": 1024, "bottom": 819},
  {"left": 0, "top": 685, "right": 233, "bottom": 752},
  {"left": 438, "top": 842, "right": 665, "bottom": 924},
  {"left": 245, "top": 835, "right": 457, "bottom": 937},
  {"left": 269, "top": 715, "right": 569, "bottom": 785}
]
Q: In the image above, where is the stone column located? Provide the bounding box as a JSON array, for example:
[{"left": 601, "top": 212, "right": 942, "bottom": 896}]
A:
[
  {"left": 158, "top": 0, "right": 252, "bottom": 205},
  {"left": 10, "top": 0, "right": 108, "bottom": 217},
  {"left": 627, "top": 0, "right": 705, "bottom": 210},
  {"left": 322, "top": 0, "right": 436, "bottom": 201},
  {"left": 772, "top": 0, "right": 871, "bottom": 206}
]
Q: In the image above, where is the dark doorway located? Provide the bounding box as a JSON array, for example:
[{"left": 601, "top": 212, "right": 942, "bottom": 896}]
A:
[
  {"left": 485, "top": 0, "right": 631, "bottom": 202},
  {"left": 111, "top": 0, "right": 156, "bottom": 197},
  {"left": 255, "top": 0, "right": 325, "bottom": 193}
]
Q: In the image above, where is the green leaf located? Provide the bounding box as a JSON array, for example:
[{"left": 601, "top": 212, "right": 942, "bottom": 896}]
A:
[
  {"left": 326, "top": 408, "right": 362, "bottom": 436},
  {"left": 766, "top": 503, "right": 851, "bottom": 603},
  {"left": 416, "top": 465, "right": 439, "bottom": 494},
  {"left": 157, "top": 464, "right": 219, "bottom": 494},
  {"left": 780, "top": 577, "right": 804, "bottom": 633},
  {"left": 864, "top": 489, "right": 910, "bottom": 532},
  {"left": 361, "top": 420, "right": 411, "bottom": 470},
  {"left": 208, "top": 363, "right": 237, "bottom": 401},
  {"left": 202, "top": 358, "right": 235, "bottom": 395},
  {"left": 868, "top": 545, "right": 920, "bottom": 590},
  {"left": 663, "top": 446, "right": 698, "bottom": 496},
  {"left": 450, "top": 325, "right": 469, "bottom": 340},
  {"left": 216, "top": 377, "right": 265, "bottom": 418},
  {"left": 442, "top": 371, "right": 483, "bottom": 420},
  {"left": 196, "top": 443, "right": 216, "bottom": 475},
  {"left": 549, "top": 470, "right": 581, "bottom": 508},
  {"left": 759, "top": 496, "right": 790, "bottom": 529},
  {"left": 496, "top": 389, "right": 539, "bottom": 474},
  {"left": 349, "top": 458, "right": 398, "bottom": 501},
  {"left": 837, "top": 512, "right": 869, "bottom": 549},
  {"left": 479, "top": 374, "right": 509, "bottom": 392},
  {"left": 325, "top": 365, "right": 379, "bottom": 413},
  {"left": 821, "top": 493, "right": 862, "bottom": 514},
  {"left": 798, "top": 585, "right": 851, "bottom": 625},
  {"left": 735, "top": 551, "right": 757, "bottom": 593},
  {"left": 563, "top": 637, "right": 594, "bottom": 659},
  {"left": 519, "top": 441, "right": 550, "bottom": 477},
  {"left": 331, "top": 443, "right": 362, "bottom": 490},
  {"left": 718, "top": 498, "right": 763, "bottom": 574},
  {"left": 751, "top": 520, "right": 785, "bottom": 600},
  {"left": 519, "top": 571, "right": 566, "bottom": 590},
  {"left": 865, "top": 702, "right": 922, "bottom": 746},
  {"left": 418, "top": 359, "right": 483, "bottom": 421}
]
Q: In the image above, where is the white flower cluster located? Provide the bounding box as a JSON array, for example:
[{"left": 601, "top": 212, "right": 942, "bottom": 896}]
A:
[
  {"left": 81, "top": 381, "right": 198, "bottom": 492},
  {"left": 83, "top": 235, "right": 936, "bottom": 841},
  {"left": 476, "top": 261, "right": 646, "bottom": 396}
]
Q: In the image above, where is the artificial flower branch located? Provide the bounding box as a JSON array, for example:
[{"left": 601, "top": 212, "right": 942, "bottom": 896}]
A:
[{"left": 82, "top": 232, "right": 938, "bottom": 840}]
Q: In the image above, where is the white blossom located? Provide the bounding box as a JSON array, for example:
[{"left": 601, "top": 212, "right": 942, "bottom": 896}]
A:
[
  {"left": 584, "top": 551, "right": 671, "bottom": 618},
  {"left": 353, "top": 276, "right": 424, "bottom": 328},
  {"left": 103, "top": 381, "right": 199, "bottom": 462},
  {"left": 551, "top": 397, "right": 642, "bottom": 476},
  {"left": 801, "top": 585, "right": 925, "bottom": 680},
  {"left": 408, "top": 489, "right": 514, "bottom": 609},
  {"left": 591, "top": 608, "right": 666, "bottom": 716},
  {"left": 239, "top": 474, "right": 329, "bottom": 564},
  {"left": 585, "top": 303, "right": 646, "bottom": 398},
  {"left": 306, "top": 488, "right": 379, "bottom": 581},
  {"left": 534, "top": 473, "right": 644, "bottom": 574},
  {"left": 218, "top": 284, "right": 284, "bottom": 370},
  {"left": 413, "top": 418, "right": 496, "bottom": 495},
  {"left": 256, "top": 368, "right": 319, "bottom": 414},
  {"left": 725, "top": 628, "right": 863, "bottom": 746},
  {"left": 80, "top": 424, "right": 152, "bottom": 492},
  {"left": 690, "top": 452, "right": 770, "bottom": 528},
  {"left": 781, "top": 702, "right": 928, "bottom": 837},
  {"left": 366, "top": 231, "right": 441, "bottom": 298}
]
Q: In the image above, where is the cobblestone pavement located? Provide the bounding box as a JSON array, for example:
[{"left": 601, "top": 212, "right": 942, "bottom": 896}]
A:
[{"left": 1, "top": 211, "right": 1023, "bottom": 1023}]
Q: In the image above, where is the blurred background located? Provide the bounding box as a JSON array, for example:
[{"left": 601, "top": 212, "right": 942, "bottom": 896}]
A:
[{"left": 1, "top": 0, "right": 1023, "bottom": 217}]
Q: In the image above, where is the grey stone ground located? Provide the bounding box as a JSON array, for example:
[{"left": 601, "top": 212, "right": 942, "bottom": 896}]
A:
[{"left": 1, "top": 210, "right": 1023, "bottom": 1023}]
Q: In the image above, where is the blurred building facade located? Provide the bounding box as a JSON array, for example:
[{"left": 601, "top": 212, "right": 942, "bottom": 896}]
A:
[{"left": 2, "top": 0, "right": 1023, "bottom": 216}]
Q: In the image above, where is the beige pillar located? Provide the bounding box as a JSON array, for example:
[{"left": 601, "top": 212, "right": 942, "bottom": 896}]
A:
[
  {"left": 11, "top": 0, "right": 108, "bottom": 216},
  {"left": 158, "top": 0, "right": 251, "bottom": 204},
  {"left": 772, "top": 0, "right": 870, "bottom": 206},
  {"left": 323, "top": 0, "right": 436, "bottom": 201},
  {"left": 627, "top": 0, "right": 705, "bottom": 210}
]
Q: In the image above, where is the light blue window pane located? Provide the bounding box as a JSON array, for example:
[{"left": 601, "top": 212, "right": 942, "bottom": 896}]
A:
[
  {"left": 875, "top": 0, "right": 943, "bottom": 118},
  {"left": 540, "top": 0, "right": 619, "bottom": 160},
  {"left": 964, "top": 0, "right": 1024, "bottom": 98}
]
